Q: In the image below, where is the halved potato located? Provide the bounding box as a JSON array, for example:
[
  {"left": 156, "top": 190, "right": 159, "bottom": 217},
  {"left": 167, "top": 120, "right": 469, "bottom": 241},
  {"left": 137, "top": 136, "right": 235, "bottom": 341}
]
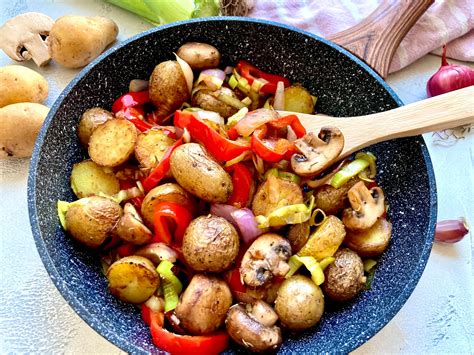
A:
[
  {"left": 135, "top": 129, "right": 175, "bottom": 168},
  {"left": 344, "top": 218, "right": 392, "bottom": 257},
  {"left": 77, "top": 107, "right": 114, "bottom": 147},
  {"left": 89, "top": 118, "right": 138, "bottom": 167},
  {"left": 70, "top": 160, "right": 120, "bottom": 198}
]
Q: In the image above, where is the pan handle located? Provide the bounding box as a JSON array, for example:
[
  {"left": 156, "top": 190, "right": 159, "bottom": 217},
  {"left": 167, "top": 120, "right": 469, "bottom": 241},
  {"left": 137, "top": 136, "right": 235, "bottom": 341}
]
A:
[{"left": 328, "top": 0, "right": 433, "bottom": 78}]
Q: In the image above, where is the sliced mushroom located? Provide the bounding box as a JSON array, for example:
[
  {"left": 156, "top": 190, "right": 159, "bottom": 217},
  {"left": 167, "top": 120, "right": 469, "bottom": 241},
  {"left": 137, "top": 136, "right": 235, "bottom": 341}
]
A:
[
  {"left": 240, "top": 233, "right": 291, "bottom": 287},
  {"left": 116, "top": 203, "right": 153, "bottom": 245},
  {"left": 291, "top": 127, "right": 344, "bottom": 177},
  {"left": 342, "top": 181, "right": 385, "bottom": 231},
  {"left": 135, "top": 243, "right": 178, "bottom": 265},
  {"left": 226, "top": 303, "right": 282, "bottom": 352},
  {"left": 0, "top": 13, "right": 54, "bottom": 66}
]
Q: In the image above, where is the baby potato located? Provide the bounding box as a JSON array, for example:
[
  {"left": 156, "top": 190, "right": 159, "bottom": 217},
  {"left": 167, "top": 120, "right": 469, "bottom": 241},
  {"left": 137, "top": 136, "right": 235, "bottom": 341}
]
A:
[
  {"left": 314, "top": 178, "right": 359, "bottom": 215},
  {"left": 0, "top": 65, "right": 48, "bottom": 108},
  {"left": 65, "top": 196, "right": 122, "bottom": 248},
  {"left": 0, "top": 103, "right": 49, "bottom": 158},
  {"left": 106, "top": 256, "right": 160, "bottom": 304},
  {"left": 77, "top": 107, "right": 114, "bottom": 147},
  {"left": 135, "top": 129, "right": 175, "bottom": 168},
  {"left": 192, "top": 88, "right": 238, "bottom": 118},
  {"left": 176, "top": 42, "right": 221, "bottom": 70},
  {"left": 70, "top": 160, "right": 120, "bottom": 198},
  {"left": 284, "top": 85, "right": 315, "bottom": 114},
  {"left": 170, "top": 143, "right": 233, "bottom": 203},
  {"left": 345, "top": 218, "right": 392, "bottom": 257},
  {"left": 88, "top": 118, "right": 138, "bottom": 167}
]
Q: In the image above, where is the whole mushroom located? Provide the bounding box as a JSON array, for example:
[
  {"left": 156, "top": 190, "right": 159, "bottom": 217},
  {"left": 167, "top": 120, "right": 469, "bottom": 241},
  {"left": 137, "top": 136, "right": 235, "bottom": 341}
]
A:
[{"left": 116, "top": 203, "right": 153, "bottom": 245}]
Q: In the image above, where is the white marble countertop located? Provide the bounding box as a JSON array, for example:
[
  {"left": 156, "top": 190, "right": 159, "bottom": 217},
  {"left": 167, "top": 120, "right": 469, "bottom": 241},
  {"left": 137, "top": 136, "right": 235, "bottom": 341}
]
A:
[{"left": 0, "top": 1, "right": 473, "bottom": 353}]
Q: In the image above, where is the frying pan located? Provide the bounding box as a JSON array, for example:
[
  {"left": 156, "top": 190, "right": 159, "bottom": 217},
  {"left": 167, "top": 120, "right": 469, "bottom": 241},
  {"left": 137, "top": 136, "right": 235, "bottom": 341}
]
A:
[{"left": 28, "top": 2, "right": 438, "bottom": 353}]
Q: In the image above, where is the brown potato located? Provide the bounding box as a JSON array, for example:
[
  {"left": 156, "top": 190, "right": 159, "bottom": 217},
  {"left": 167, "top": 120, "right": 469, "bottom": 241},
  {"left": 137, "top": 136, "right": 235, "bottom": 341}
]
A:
[
  {"left": 88, "top": 118, "right": 138, "bottom": 167},
  {"left": 287, "top": 221, "right": 310, "bottom": 253},
  {"left": 141, "top": 183, "right": 195, "bottom": 229},
  {"left": 65, "top": 196, "right": 122, "bottom": 248},
  {"left": 0, "top": 65, "right": 48, "bottom": 108},
  {"left": 323, "top": 248, "right": 366, "bottom": 302},
  {"left": 106, "top": 256, "right": 159, "bottom": 304},
  {"left": 175, "top": 274, "right": 232, "bottom": 335},
  {"left": 284, "top": 85, "right": 315, "bottom": 114},
  {"left": 182, "top": 215, "right": 240, "bottom": 272},
  {"left": 275, "top": 275, "right": 324, "bottom": 331},
  {"left": 345, "top": 218, "right": 392, "bottom": 257},
  {"left": 134, "top": 129, "right": 175, "bottom": 168},
  {"left": 70, "top": 160, "right": 120, "bottom": 198},
  {"left": 77, "top": 107, "right": 114, "bottom": 147},
  {"left": 192, "top": 89, "right": 238, "bottom": 118},
  {"left": 314, "top": 178, "right": 359, "bottom": 215},
  {"left": 170, "top": 143, "right": 233, "bottom": 203},
  {"left": 176, "top": 42, "right": 221, "bottom": 70}
]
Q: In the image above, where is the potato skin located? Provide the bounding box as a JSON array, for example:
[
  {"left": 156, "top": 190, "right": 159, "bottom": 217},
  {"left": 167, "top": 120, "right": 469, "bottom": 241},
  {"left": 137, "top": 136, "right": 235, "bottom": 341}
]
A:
[
  {"left": 0, "top": 65, "right": 48, "bottom": 108},
  {"left": 49, "top": 15, "right": 118, "bottom": 68},
  {"left": 345, "top": 218, "right": 392, "bottom": 257},
  {"left": 70, "top": 160, "right": 120, "bottom": 198},
  {"left": 134, "top": 129, "right": 175, "bottom": 168},
  {"left": 65, "top": 196, "right": 122, "bottom": 248},
  {"left": 176, "top": 42, "right": 221, "bottom": 70},
  {"left": 183, "top": 215, "right": 240, "bottom": 272},
  {"left": 323, "top": 248, "right": 366, "bottom": 302},
  {"left": 170, "top": 143, "right": 233, "bottom": 203},
  {"left": 192, "top": 90, "right": 238, "bottom": 118},
  {"left": 175, "top": 274, "right": 232, "bottom": 335},
  {"left": 106, "top": 256, "right": 159, "bottom": 304},
  {"left": 314, "top": 178, "right": 359, "bottom": 215},
  {"left": 0, "top": 103, "right": 49, "bottom": 158},
  {"left": 275, "top": 275, "right": 324, "bottom": 331},
  {"left": 77, "top": 108, "right": 114, "bottom": 147}
]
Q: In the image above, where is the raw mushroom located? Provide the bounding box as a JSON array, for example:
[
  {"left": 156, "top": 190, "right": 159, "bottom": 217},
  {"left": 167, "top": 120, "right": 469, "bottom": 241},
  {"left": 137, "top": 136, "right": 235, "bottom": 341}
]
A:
[
  {"left": 290, "top": 127, "right": 344, "bottom": 176},
  {"left": 240, "top": 233, "right": 291, "bottom": 287},
  {"left": 116, "top": 203, "right": 153, "bottom": 245},
  {"left": 226, "top": 302, "right": 282, "bottom": 352},
  {"left": 0, "top": 12, "right": 54, "bottom": 66},
  {"left": 342, "top": 181, "right": 385, "bottom": 231}
]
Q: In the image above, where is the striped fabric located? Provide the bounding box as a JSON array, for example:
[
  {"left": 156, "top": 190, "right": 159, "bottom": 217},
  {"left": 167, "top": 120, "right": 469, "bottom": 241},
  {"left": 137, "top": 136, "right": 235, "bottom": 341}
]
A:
[{"left": 249, "top": 0, "right": 474, "bottom": 73}]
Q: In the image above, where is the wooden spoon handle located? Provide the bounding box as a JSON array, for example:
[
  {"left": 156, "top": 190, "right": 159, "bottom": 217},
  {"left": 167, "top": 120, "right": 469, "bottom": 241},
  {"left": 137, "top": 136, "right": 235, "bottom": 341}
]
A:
[{"left": 328, "top": 0, "right": 434, "bottom": 78}]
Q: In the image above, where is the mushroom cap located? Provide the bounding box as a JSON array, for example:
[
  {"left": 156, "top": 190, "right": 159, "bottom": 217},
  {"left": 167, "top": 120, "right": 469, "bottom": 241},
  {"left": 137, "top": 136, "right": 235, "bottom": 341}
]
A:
[{"left": 116, "top": 203, "right": 153, "bottom": 245}]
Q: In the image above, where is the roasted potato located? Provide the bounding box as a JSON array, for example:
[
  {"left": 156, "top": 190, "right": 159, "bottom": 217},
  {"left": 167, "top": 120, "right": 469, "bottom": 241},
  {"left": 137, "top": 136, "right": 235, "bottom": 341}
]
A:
[
  {"left": 192, "top": 88, "right": 239, "bottom": 118},
  {"left": 284, "top": 85, "right": 315, "bottom": 114},
  {"left": 70, "top": 160, "right": 120, "bottom": 198},
  {"left": 287, "top": 221, "right": 311, "bottom": 253},
  {"left": 170, "top": 143, "right": 233, "bottom": 203},
  {"left": 345, "top": 218, "right": 392, "bottom": 257},
  {"left": 88, "top": 118, "right": 138, "bottom": 167},
  {"left": 182, "top": 215, "right": 240, "bottom": 272},
  {"left": 298, "top": 215, "right": 346, "bottom": 260},
  {"left": 65, "top": 196, "right": 122, "bottom": 248},
  {"left": 323, "top": 248, "right": 366, "bottom": 302},
  {"left": 275, "top": 275, "right": 324, "bottom": 331},
  {"left": 176, "top": 42, "right": 221, "bottom": 70},
  {"left": 77, "top": 107, "right": 114, "bottom": 147},
  {"left": 314, "top": 178, "right": 359, "bottom": 215},
  {"left": 134, "top": 129, "right": 175, "bottom": 168},
  {"left": 0, "top": 65, "right": 48, "bottom": 108},
  {"left": 106, "top": 256, "right": 159, "bottom": 304},
  {"left": 141, "top": 183, "right": 195, "bottom": 229}
]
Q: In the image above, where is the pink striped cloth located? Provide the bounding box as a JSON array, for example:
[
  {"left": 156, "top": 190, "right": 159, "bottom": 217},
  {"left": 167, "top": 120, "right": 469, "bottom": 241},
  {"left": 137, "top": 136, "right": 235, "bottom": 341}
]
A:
[{"left": 249, "top": 0, "right": 474, "bottom": 73}]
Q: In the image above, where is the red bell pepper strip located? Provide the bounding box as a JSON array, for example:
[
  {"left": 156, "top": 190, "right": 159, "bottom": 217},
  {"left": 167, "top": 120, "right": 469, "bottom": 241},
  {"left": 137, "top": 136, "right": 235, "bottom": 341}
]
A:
[
  {"left": 236, "top": 60, "right": 291, "bottom": 94},
  {"left": 268, "top": 114, "right": 307, "bottom": 138},
  {"left": 117, "top": 243, "right": 136, "bottom": 257},
  {"left": 111, "top": 91, "right": 150, "bottom": 113},
  {"left": 142, "top": 138, "right": 183, "bottom": 192},
  {"left": 153, "top": 202, "right": 193, "bottom": 245},
  {"left": 226, "top": 163, "right": 253, "bottom": 208},
  {"left": 116, "top": 107, "right": 152, "bottom": 132},
  {"left": 252, "top": 125, "right": 297, "bottom": 163},
  {"left": 174, "top": 111, "right": 250, "bottom": 161}
]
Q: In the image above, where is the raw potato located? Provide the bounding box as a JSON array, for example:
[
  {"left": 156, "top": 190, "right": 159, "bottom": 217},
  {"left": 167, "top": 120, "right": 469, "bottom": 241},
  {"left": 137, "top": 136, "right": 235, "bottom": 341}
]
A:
[
  {"left": 141, "top": 183, "right": 195, "bottom": 229},
  {"left": 314, "top": 178, "right": 359, "bottom": 215},
  {"left": 176, "top": 42, "right": 221, "bottom": 70},
  {"left": 77, "top": 107, "right": 114, "bottom": 147},
  {"left": 170, "top": 143, "right": 233, "bottom": 203},
  {"left": 0, "top": 102, "right": 49, "bottom": 158},
  {"left": 70, "top": 160, "right": 120, "bottom": 198},
  {"left": 49, "top": 15, "right": 118, "bottom": 68},
  {"left": 275, "top": 275, "right": 324, "bottom": 331},
  {"left": 182, "top": 215, "right": 240, "bottom": 272},
  {"left": 0, "top": 65, "right": 48, "bottom": 108},
  {"left": 192, "top": 88, "right": 238, "bottom": 118},
  {"left": 65, "top": 196, "right": 122, "bottom": 248},
  {"left": 88, "top": 118, "right": 138, "bottom": 167},
  {"left": 284, "top": 85, "right": 315, "bottom": 114},
  {"left": 298, "top": 215, "right": 346, "bottom": 260},
  {"left": 345, "top": 218, "right": 392, "bottom": 257},
  {"left": 149, "top": 60, "right": 189, "bottom": 120},
  {"left": 106, "top": 256, "right": 160, "bottom": 304},
  {"left": 135, "top": 129, "right": 175, "bottom": 168}
]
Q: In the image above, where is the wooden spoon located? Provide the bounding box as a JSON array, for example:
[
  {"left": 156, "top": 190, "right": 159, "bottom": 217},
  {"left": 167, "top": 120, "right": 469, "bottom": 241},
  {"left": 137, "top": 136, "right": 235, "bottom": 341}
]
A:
[{"left": 279, "top": 85, "right": 474, "bottom": 158}]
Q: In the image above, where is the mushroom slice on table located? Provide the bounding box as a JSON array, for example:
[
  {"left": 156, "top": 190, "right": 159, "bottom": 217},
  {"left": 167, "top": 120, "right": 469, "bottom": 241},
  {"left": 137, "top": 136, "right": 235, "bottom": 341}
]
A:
[
  {"left": 0, "top": 12, "right": 54, "bottom": 66},
  {"left": 342, "top": 181, "right": 385, "bottom": 231},
  {"left": 291, "top": 127, "right": 344, "bottom": 176}
]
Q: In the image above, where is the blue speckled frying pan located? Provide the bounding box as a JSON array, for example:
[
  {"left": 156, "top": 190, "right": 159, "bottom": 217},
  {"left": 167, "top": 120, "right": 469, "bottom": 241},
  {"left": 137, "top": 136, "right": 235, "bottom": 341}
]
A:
[{"left": 28, "top": 17, "right": 437, "bottom": 353}]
